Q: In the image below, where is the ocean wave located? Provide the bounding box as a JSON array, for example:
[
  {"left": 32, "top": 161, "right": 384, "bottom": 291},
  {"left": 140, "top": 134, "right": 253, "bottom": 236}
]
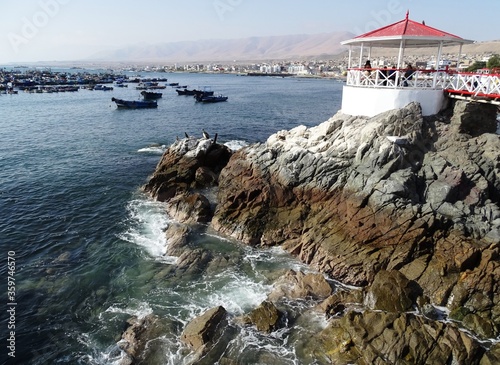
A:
[
  {"left": 137, "top": 144, "right": 167, "bottom": 154},
  {"left": 224, "top": 139, "right": 249, "bottom": 151},
  {"left": 204, "top": 269, "right": 272, "bottom": 315},
  {"left": 103, "top": 301, "right": 154, "bottom": 319},
  {"left": 119, "top": 195, "right": 176, "bottom": 262}
]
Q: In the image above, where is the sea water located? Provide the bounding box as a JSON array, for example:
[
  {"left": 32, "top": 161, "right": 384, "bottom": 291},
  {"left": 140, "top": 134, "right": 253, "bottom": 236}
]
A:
[{"left": 0, "top": 72, "right": 343, "bottom": 364}]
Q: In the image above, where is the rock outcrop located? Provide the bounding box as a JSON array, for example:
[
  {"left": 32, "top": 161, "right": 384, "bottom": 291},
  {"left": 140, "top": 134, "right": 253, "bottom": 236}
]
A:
[
  {"left": 211, "top": 101, "right": 500, "bottom": 340},
  {"left": 180, "top": 306, "right": 235, "bottom": 364},
  {"left": 267, "top": 269, "right": 334, "bottom": 302},
  {"left": 241, "top": 300, "right": 283, "bottom": 333},
  {"left": 304, "top": 309, "right": 486, "bottom": 365},
  {"left": 118, "top": 314, "right": 174, "bottom": 365},
  {"left": 143, "top": 100, "right": 500, "bottom": 363},
  {"left": 143, "top": 135, "right": 232, "bottom": 221}
]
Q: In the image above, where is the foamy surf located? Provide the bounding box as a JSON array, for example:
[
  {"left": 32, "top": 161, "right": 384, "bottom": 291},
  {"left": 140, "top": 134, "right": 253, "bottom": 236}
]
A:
[
  {"left": 103, "top": 301, "right": 154, "bottom": 319},
  {"left": 225, "top": 139, "right": 248, "bottom": 151},
  {"left": 204, "top": 269, "right": 272, "bottom": 315},
  {"left": 137, "top": 144, "right": 167, "bottom": 154},
  {"left": 119, "top": 195, "right": 177, "bottom": 263}
]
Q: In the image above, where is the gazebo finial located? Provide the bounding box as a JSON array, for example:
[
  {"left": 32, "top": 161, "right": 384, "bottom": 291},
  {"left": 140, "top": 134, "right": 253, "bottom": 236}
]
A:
[{"left": 405, "top": 10, "right": 409, "bottom": 19}]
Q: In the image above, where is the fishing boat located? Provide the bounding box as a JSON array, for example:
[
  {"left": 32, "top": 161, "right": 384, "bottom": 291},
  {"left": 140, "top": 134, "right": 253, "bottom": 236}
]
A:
[
  {"left": 196, "top": 94, "right": 228, "bottom": 103},
  {"left": 193, "top": 89, "right": 214, "bottom": 98},
  {"left": 141, "top": 90, "right": 162, "bottom": 100},
  {"left": 94, "top": 84, "right": 113, "bottom": 91},
  {"left": 111, "top": 97, "right": 157, "bottom": 109},
  {"left": 176, "top": 88, "right": 196, "bottom": 95}
]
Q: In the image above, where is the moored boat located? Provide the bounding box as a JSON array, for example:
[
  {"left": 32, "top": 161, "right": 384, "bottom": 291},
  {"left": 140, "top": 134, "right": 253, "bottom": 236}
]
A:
[
  {"left": 196, "top": 94, "right": 228, "bottom": 103},
  {"left": 176, "top": 88, "right": 196, "bottom": 95},
  {"left": 141, "top": 90, "right": 162, "bottom": 100},
  {"left": 111, "top": 97, "right": 157, "bottom": 109},
  {"left": 193, "top": 89, "right": 214, "bottom": 98},
  {"left": 94, "top": 84, "right": 114, "bottom": 91}
]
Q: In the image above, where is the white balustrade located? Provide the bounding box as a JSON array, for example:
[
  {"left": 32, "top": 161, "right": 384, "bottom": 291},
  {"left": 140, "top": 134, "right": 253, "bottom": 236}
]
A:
[{"left": 346, "top": 69, "right": 500, "bottom": 99}]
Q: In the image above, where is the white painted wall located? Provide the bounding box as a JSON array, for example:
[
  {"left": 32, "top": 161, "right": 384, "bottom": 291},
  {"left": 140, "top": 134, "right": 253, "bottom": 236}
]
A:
[{"left": 341, "top": 86, "right": 447, "bottom": 117}]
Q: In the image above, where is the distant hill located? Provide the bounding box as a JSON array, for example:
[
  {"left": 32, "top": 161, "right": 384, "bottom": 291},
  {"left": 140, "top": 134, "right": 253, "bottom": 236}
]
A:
[{"left": 89, "top": 32, "right": 355, "bottom": 63}]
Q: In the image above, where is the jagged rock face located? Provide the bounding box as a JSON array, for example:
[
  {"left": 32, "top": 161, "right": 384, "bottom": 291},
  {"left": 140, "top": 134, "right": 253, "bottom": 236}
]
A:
[
  {"left": 450, "top": 100, "right": 498, "bottom": 136},
  {"left": 165, "top": 192, "right": 212, "bottom": 223},
  {"left": 212, "top": 101, "right": 500, "bottom": 338},
  {"left": 303, "top": 310, "right": 486, "bottom": 365},
  {"left": 144, "top": 137, "right": 232, "bottom": 202}
]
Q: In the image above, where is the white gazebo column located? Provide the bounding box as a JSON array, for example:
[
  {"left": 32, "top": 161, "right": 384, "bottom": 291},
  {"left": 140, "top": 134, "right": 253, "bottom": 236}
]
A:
[
  {"left": 348, "top": 45, "right": 352, "bottom": 68},
  {"left": 456, "top": 43, "right": 463, "bottom": 73},
  {"left": 396, "top": 40, "right": 404, "bottom": 68},
  {"left": 433, "top": 41, "right": 443, "bottom": 87},
  {"left": 396, "top": 39, "right": 405, "bottom": 86},
  {"left": 359, "top": 43, "right": 364, "bottom": 67}
]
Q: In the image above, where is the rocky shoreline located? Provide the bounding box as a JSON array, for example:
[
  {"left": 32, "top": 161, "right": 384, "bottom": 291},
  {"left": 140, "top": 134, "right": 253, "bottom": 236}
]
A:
[{"left": 128, "top": 100, "right": 500, "bottom": 364}]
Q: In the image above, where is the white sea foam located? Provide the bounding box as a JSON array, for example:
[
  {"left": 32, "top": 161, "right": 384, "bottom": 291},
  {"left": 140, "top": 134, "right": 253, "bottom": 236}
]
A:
[
  {"left": 230, "top": 326, "right": 301, "bottom": 365},
  {"left": 204, "top": 270, "right": 272, "bottom": 315},
  {"left": 243, "top": 245, "right": 312, "bottom": 274},
  {"left": 119, "top": 196, "right": 177, "bottom": 262},
  {"left": 137, "top": 144, "right": 167, "bottom": 154},
  {"left": 80, "top": 348, "right": 127, "bottom": 365},
  {"left": 76, "top": 333, "right": 129, "bottom": 365},
  {"left": 103, "top": 301, "right": 154, "bottom": 319},
  {"left": 224, "top": 139, "right": 248, "bottom": 151}
]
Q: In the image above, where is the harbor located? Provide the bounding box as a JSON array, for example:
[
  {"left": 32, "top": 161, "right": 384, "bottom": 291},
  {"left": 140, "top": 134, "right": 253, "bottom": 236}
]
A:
[{"left": 2, "top": 3, "right": 500, "bottom": 364}]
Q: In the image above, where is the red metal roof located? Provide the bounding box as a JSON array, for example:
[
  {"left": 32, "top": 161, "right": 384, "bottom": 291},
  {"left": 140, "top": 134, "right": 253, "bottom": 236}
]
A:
[{"left": 355, "top": 11, "right": 463, "bottom": 40}]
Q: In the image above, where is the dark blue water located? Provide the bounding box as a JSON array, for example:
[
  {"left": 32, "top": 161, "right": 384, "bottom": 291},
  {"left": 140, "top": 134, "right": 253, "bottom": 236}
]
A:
[{"left": 0, "top": 72, "right": 343, "bottom": 364}]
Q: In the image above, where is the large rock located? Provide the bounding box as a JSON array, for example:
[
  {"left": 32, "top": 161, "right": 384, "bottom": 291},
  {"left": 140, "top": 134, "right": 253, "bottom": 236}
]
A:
[
  {"left": 181, "top": 306, "right": 227, "bottom": 351},
  {"left": 165, "top": 192, "right": 212, "bottom": 223},
  {"left": 242, "top": 300, "right": 283, "bottom": 333},
  {"left": 118, "top": 315, "right": 173, "bottom": 365},
  {"left": 180, "top": 306, "right": 237, "bottom": 365},
  {"left": 480, "top": 342, "right": 500, "bottom": 365},
  {"left": 212, "top": 101, "right": 500, "bottom": 338},
  {"left": 316, "top": 289, "right": 364, "bottom": 318},
  {"left": 450, "top": 100, "right": 498, "bottom": 136},
  {"left": 364, "top": 270, "right": 421, "bottom": 312},
  {"left": 144, "top": 136, "right": 232, "bottom": 202},
  {"left": 268, "top": 269, "right": 334, "bottom": 302},
  {"left": 303, "top": 309, "right": 485, "bottom": 365}
]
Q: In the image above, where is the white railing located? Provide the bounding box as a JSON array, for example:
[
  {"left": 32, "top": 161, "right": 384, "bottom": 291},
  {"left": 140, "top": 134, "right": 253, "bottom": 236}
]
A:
[
  {"left": 443, "top": 73, "right": 500, "bottom": 97},
  {"left": 346, "top": 69, "right": 500, "bottom": 98}
]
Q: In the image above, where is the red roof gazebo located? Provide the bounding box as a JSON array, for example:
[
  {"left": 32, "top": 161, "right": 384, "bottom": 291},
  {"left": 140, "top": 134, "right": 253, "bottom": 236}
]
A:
[
  {"left": 341, "top": 11, "right": 473, "bottom": 69},
  {"left": 339, "top": 11, "right": 474, "bottom": 117}
]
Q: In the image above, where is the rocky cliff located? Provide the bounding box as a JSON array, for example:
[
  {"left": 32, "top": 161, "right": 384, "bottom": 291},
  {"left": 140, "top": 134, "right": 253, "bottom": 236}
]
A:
[
  {"left": 141, "top": 101, "right": 500, "bottom": 364},
  {"left": 212, "top": 101, "right": 499, "bottom": 331}
]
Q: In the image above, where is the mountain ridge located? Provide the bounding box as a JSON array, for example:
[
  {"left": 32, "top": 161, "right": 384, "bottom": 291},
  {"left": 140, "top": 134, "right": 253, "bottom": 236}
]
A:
[{"left": 89, "top": 32, "right": 355, "bottom": 63}]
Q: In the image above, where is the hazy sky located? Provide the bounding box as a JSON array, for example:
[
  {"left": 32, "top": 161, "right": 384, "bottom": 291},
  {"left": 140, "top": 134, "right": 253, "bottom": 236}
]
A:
[{"left": 1, "top": 0, "right": 499, "bottom": 63}]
